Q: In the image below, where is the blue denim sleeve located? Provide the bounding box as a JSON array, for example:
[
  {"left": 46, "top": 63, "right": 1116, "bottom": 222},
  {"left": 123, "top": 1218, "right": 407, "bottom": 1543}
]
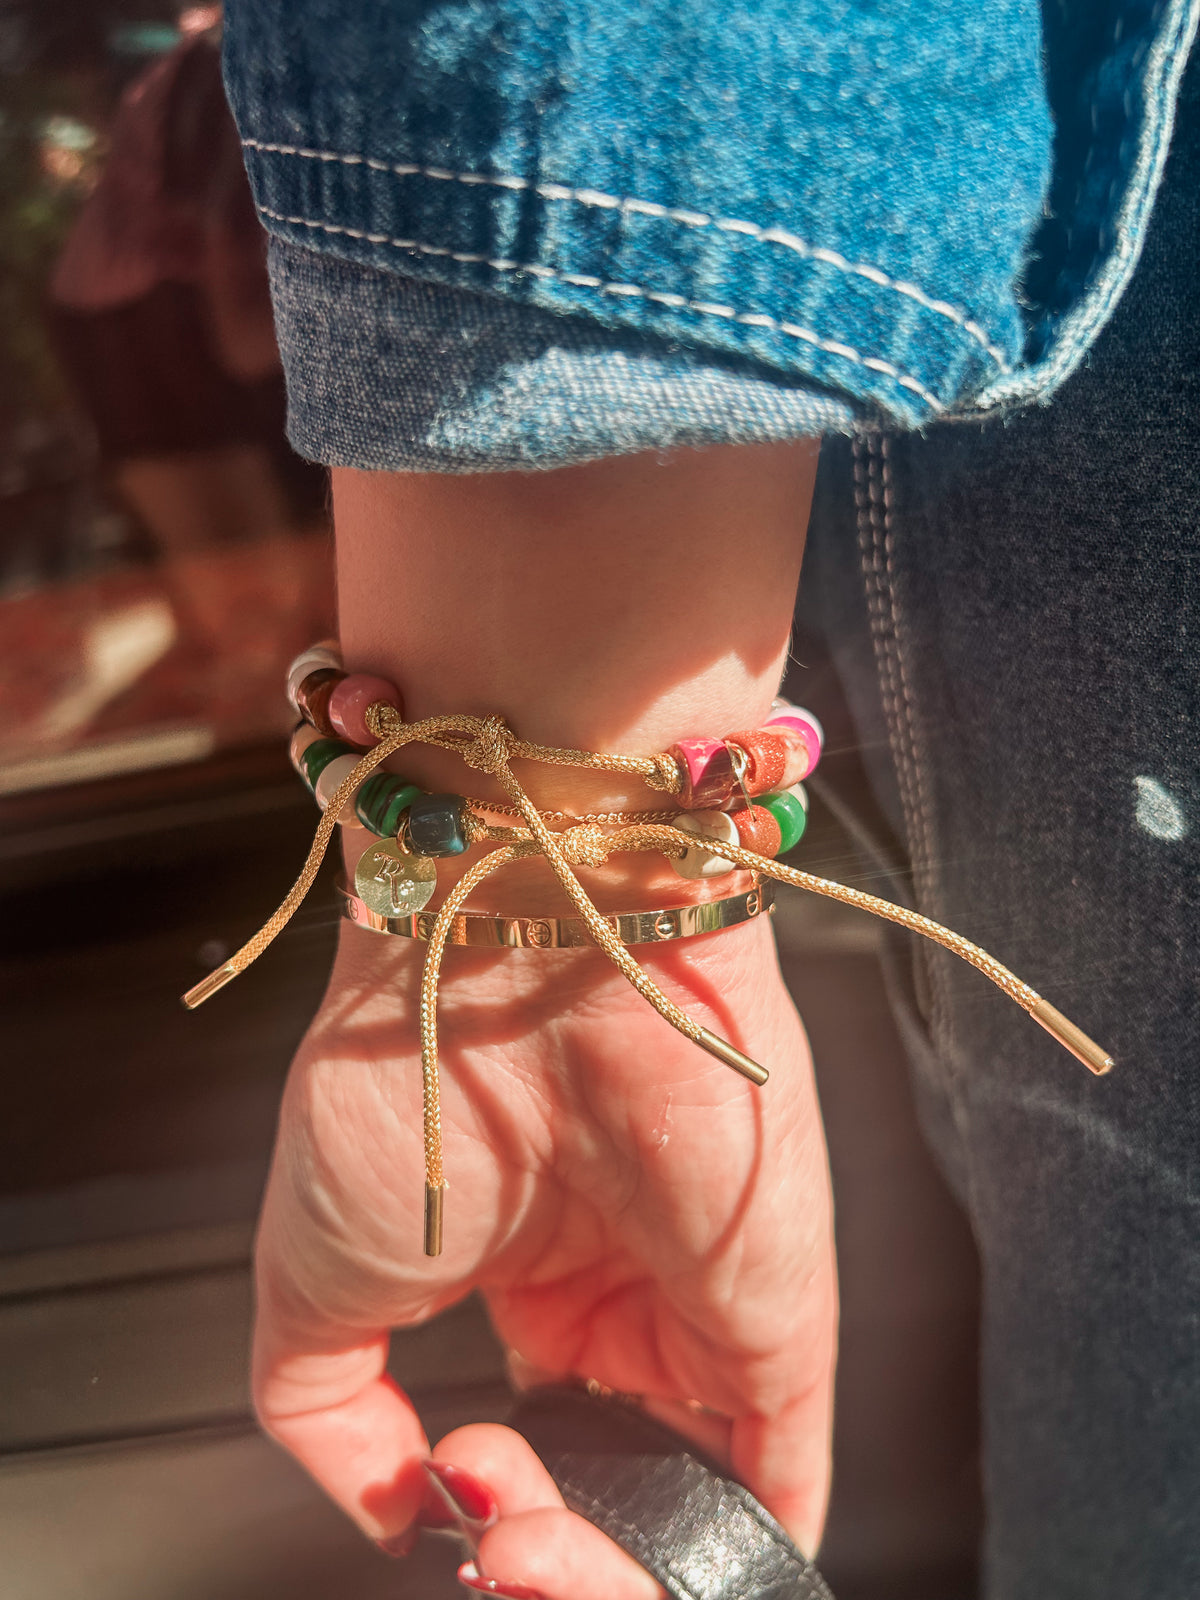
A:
[{"left": 222, "top": 0, "right": 1198, "bottom": 472}]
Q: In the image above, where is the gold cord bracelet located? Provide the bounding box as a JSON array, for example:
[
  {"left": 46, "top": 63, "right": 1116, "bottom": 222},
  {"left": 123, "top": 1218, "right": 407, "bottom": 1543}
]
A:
[{"left": 184, "top": 705, "right": 1114, "bottom": 1258}]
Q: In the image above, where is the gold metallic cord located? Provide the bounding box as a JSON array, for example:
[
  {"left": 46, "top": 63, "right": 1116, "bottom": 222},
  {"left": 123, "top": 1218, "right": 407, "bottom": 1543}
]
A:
[
  {"left": 184, "top": 707, "right": 1114, "bottom": 1253},
  {"left": 417, "top": 840, "right": 539, "bottom": 1254}
]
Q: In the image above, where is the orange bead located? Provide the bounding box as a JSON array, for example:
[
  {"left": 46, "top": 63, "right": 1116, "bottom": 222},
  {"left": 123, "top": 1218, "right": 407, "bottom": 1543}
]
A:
[
  {"left": 732, "top": 804, "right": 782, "bottom": 857},
  {"left": 726, "top": 729, "right": 788, "bottom": 797}
]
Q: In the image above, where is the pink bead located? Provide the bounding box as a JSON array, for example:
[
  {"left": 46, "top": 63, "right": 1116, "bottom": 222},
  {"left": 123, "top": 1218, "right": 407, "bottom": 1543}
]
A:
[
  {"left": 778, "top": 723, "right": 821, "bottom": 786},
  {"left": 328, "top": 673, "right": 404, "bottom": 746},
  {"left": 669, "top": 737, "right": 736, "bottom": 810},
  {"left": 766, "top": 704, "right": 825, "bottom": 748}
]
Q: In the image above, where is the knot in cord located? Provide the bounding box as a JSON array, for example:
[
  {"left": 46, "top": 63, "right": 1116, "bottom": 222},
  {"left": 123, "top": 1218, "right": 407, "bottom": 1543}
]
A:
[
  {"left": 365, "top": 700, "right": 400, "bottom": 740},
  {"left": 462, "top": 714, "right": 514, "bottom": 775},
  {"left": 561, "top": 823, "right": 611, "bottom": 868},
  {"left": 645, "top": 751, "right": 683, "bottom": 794}
]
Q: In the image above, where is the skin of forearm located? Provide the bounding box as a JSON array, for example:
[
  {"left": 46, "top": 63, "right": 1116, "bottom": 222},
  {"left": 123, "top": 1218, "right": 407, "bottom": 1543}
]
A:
[{"left": 332, "top": 439, "right": 818, "bottom": 912}]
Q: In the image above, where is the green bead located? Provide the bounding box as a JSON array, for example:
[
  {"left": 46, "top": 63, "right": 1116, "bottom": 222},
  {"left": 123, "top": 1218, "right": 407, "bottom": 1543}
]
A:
[
  {"left": 301, "top": 737, "right": 352, "bottom": 789},
  {"left": 353, "top": 773, "right": 389, "bottom": 832},
  {"left": 762, "top": 789, "right": 808, "bottom": 853},
  {"left": 378, "top": 783, "right": 423, "bottom": 837},
  {"left": 354, "top": 772, "right": 423, "bottom": 836}
]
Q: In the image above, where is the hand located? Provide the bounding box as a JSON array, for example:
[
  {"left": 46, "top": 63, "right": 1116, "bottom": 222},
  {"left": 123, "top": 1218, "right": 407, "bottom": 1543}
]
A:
[{"left": 252, "top": 910, "right": 837, "bottom": 1598}]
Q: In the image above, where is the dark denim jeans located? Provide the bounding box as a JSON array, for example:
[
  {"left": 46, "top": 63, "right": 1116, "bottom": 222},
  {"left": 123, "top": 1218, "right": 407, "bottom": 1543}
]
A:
[{"left": 804, "top": 44, "right": 1200, "bottom": 1600}]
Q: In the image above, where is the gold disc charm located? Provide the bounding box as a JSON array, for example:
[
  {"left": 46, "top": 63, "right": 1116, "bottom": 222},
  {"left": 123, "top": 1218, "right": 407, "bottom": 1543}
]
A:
[{"left": 354, "top": 839, "right": 438, "bottom": 917}]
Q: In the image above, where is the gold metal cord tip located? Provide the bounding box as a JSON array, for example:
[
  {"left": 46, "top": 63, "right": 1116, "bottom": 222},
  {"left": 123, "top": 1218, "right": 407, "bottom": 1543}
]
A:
[
  {"left": 424, "top": 1183, "right": 445, "bottom": 1256},
  {"left": 182, "top": 963, "right": 239, "bottom": 1010},
  {"left": 697, "top": 1027, "right": 770, "bottom": 1086},
  {"left": 1031, "top": 999, "right": 1115, "bottom": 1076}
]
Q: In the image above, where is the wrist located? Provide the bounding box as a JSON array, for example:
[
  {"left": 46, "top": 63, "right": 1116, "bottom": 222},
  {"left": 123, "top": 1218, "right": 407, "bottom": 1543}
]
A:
[{"left": 332, "top": 440, "right": 818, "bottom": 814}]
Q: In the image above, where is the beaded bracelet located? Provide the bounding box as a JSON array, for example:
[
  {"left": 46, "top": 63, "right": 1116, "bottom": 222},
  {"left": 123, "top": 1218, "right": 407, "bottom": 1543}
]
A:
[
  {"left": 185, "top": 641, "right": 1115, "bottom": 1259},
  {"left": 285, "top": 641, "right": 821, "bottom": 897}
]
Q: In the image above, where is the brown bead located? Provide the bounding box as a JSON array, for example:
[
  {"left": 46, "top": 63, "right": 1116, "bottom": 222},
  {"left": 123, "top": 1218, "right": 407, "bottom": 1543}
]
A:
[
  {"left": 732, "top": 804, "right": 783, "bottom": 858},
  {"left": 726, "top": 729, "right": 788, "bottom": 797},
  {"left": 295, "top": 667, "right": 345, "bottom": 737}
]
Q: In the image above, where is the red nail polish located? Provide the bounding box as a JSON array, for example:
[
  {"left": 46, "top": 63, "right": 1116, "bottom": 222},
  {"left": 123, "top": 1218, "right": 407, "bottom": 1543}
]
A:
[
  {"left": 375, "top": 1525, "right": 417, "bottom": 1558},
  {"left": 421, "top": 1460, "right": 498, "bottom": 1531},
  {"left": 457, "top": 1561, "right": 546, "bottom": 1599}
]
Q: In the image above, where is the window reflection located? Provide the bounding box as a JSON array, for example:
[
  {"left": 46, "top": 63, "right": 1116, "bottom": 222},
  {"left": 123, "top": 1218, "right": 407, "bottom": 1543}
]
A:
[{"left": 0, "top": 4, "right": 332, "bottom": 796}]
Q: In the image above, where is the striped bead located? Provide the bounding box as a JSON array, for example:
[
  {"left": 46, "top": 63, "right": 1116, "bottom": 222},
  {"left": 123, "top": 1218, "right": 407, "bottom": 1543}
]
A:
[
  {"left": 328, "top": 673, "right": 404, "bottom": 746},
  {"left": 732, "top": 804, "right": 783, "bottom": 858},
  {"left": 765, "top": 705, "right": 824, "bottom": 781},
  {"left": 286, "top": 641, "right": 342, "bottom": 710},
  {"left": 670, "top": 738, "right": 736, "bottom": 810},
  {"left": 289, "top": 721, "right": 322, "bottom": 778},
  {"left": 761, "top": 787, "right": 808, "bottom": 853},
  {"left": 766, "top": 703, "right": 825, "bottom": 748},
  {"left": 725, "top": 728, "right": 789, "bottom": 797},
  {"left": 294, "top": 667, "right": 345, "bottom": 737},
  {"left": 670, "top": 809, "right": 740, "bottom": 879},
  {"left": 300, "top": 736, "right": 353, "bottom": 790},
  {"left": 354, "top": 772, "right": 424, "bottom": 837}
]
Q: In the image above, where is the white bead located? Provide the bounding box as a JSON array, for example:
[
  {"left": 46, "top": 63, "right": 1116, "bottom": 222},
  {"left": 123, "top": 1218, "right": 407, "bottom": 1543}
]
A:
[
  {"left": 670, "top": 810, "right": 740, "bottom": 879},
  {"left": 789, "top": 781, "right": 809, "bottom": 813},
  {"left": 313, "top": 753, "right": 362, "bottom": 814},
  {"left": 286, "top": 645, "right": 343, "bottom": 710},
  {"left": 289, "top": 721, "right": 322, "bottom": 777}
]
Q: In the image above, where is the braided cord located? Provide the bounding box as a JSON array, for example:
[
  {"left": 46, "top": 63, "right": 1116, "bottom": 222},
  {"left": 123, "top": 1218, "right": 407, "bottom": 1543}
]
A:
[
  {"left": 184, "top": 707, "right": 1113, "bottom": 1256},
  {"left": 419, "top": 842, "right": 539, "bottom": 1192}
]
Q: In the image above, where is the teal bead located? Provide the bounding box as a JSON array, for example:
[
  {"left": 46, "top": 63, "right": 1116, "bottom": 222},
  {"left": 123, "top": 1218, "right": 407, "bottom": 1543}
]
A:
[
  {"left": 354, "top": 772, "right": 423, "bottom": 836},
  {"left": 407, "top": 793, "right": 469, "bottom": 856},
  {"left": 301, "top": 737, "right": 352, "bottom": 789},
  {"left": 761, "top": 789, "right": 808, "bottom": 853}
]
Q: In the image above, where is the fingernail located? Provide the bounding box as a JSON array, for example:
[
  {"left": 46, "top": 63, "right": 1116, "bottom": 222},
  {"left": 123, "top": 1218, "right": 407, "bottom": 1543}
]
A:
[
  {"left": 421, "top": 1460, "right": 498, "bottom": 1540},
  {"left": 457, "top": 1560, "right": 546, "bottom": 1598},
  {"left": 375, "top": 1525, "right": 417, "bottom": 1558}
]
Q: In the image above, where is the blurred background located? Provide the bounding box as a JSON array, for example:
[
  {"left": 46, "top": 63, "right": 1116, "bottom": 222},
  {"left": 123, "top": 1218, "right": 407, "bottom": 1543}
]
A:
[{"left": 0, "top": 5, "right": 983, "bottom": 1596}]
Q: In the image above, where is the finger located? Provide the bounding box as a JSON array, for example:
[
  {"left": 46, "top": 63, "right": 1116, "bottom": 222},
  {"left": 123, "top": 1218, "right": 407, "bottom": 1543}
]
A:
[
  {"left": 253, "top": 1218, "right": 431, "bottom": 1545},
  {"left": 731, "top": 1375, "right": 836, "bottom": 1557},
  {"left": 433, "top": 1422, "right": 565, "bottom": 1516},
  {"left": 469, "top": 1506, "right": 665, "bottom": 1600}
]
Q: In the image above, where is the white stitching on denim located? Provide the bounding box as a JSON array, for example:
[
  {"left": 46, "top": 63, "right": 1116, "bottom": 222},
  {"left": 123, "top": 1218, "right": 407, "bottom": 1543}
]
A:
[
  {"left": 243, "top": 138, "right": 1009, "bottom": 371},
  {"left": 878, "top": 437, "right": 939, "bottom": 914},
  {"left": 854, "top": 435, "right": 957, "bottom": 1082},
  {"left": 854, "top": 438, "right": 938, "bottom": 982},
  {"left": 855, "top": 437, "right": 917, "bottom": 865},
  {"left": 258, "top": 203, "right": 946, "bottom": 411}
]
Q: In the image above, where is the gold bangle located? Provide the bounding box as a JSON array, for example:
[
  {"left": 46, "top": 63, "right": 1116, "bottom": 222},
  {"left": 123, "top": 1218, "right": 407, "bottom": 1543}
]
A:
[{"left": 338, "top": 878, "right": 774, "bottom": 948}]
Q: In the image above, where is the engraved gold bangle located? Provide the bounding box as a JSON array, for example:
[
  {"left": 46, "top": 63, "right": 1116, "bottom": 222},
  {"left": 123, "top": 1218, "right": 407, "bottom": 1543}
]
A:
[{"left": 338, "top": 878, "right": 774, "bottom": 948}]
